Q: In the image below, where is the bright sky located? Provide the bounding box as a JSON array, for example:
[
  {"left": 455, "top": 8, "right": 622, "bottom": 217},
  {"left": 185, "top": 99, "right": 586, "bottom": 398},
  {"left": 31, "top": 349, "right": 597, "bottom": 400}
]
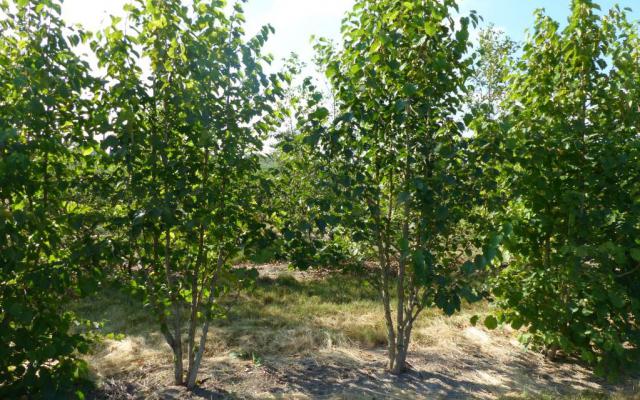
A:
[
  {"left": 61, "top": 0, "right": 640, "bottom": 72},
  {"left": 460, "top": 0, "right": 640, "bottom": 41}
]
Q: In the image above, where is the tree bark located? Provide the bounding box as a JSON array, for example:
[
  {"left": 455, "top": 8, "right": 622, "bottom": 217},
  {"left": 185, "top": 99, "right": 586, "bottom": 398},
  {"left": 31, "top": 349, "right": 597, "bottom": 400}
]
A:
[
  {"left": 187, "top": 147, "right": 209, "bottom": 379},
  {"left": 391, "top": 125, "right": 413, "bottom": 375},
  {"left": 186, "top": 249, "right": 224, "bottom": 389},
  {"left": 165, "top": 229, "right": 183, "bottom": 385}
]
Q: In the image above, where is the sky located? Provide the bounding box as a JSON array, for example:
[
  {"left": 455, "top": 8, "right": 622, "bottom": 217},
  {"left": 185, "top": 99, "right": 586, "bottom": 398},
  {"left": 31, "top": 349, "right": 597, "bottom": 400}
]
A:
[{"left": 61, "top": 0, "right": 640, "bottom": 72}]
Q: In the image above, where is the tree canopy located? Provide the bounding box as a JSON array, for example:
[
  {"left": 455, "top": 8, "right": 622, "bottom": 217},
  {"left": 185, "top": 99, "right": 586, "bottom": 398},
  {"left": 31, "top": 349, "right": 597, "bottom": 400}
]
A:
[{"left": 1, "top": 0, "right": 639, "bottom": 396}]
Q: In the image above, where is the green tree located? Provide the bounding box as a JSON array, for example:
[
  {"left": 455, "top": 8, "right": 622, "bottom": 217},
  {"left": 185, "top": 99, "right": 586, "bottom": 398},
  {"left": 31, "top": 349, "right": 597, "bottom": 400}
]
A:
[
  {"left": 93, "top": 0, "right": 285, "bottom": 388},
  {"left": 268, "top": 58, "right": 354, "bottom": 270},
  {"left": 309, "top": 0, "right": 504, "bottom": 373},
  {"left": 475, "top": 0, "right": 640, "bottom": 376},
  {"left": 0, "top": 0, "right": 100, "bottom": 396},
  {"left": 469, "top": 25, "right": 518, "bottom": 116}
]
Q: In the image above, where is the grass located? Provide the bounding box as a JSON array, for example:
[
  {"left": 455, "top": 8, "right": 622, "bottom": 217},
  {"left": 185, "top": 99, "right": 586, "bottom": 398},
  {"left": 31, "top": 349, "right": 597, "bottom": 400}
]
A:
[
  {"left": 228, "top": 273, "right": 388, "bottom": 351},
  {"left": 74, "top": 272, "right": 391, "bottom": 358},
  {"left": 71, "top": 266, "right": 639, "bottom": 399},
  {"left": 74, "top": 270, "right": 488, "bottom": 359}
]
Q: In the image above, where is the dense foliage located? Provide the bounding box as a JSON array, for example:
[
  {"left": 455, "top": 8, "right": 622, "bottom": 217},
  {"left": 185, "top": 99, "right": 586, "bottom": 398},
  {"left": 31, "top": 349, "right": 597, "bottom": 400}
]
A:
[
  {"left": 91, "top": 0, "right": 285, "bottom": 388},
  {"left": 0, "top": 0, "right": 104, "bottom": 397},
  {"left": 268, "top": 59, "right": 356, "bottom": 271},
  {"left": 474, "top": 0, "right": 640, "bottom": 377},
  {"left": 1, "top": 0, "right": 639, "bottom": 396},
  {"left": 303, "top": 0, "right": 507, "bottom": 373}
]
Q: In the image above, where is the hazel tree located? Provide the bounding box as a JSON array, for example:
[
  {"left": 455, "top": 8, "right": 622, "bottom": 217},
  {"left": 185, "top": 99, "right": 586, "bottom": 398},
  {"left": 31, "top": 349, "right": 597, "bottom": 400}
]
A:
[
  {"left": 469, "top": 25, "right": 518, "bottom": 117},
  {"left": 93, "top": 0, "right": 285, "bottom": 388},
  {"left": 474, "top": 0, "right": 640, "bottom": 376},
  {"left": 310, "top": 0, "right": 506, "bottom": 373},
  {"left": 0, "top": 0, "right": 102, "bottom": 396}
]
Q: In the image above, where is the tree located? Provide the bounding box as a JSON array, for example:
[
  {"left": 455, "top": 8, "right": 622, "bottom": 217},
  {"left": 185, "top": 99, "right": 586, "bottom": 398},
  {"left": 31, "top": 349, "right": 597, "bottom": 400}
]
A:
[
  {"left": 266, "top": 58, "right": 355, "bottom": 270},
  {"left": 93, "top": 0, "right": 285, "bottom": 388},
  {"left": 0, "top": 0, "right": 101, "bottom": 396},
  {"left": 469, "top": 25, "right": 518, "bottom": 117},
  {"left": 475, "top": 0, "right": 640, "bottom": 376},
  {"left": 309, "top": 0, "right": 505, "bottom": 373}
]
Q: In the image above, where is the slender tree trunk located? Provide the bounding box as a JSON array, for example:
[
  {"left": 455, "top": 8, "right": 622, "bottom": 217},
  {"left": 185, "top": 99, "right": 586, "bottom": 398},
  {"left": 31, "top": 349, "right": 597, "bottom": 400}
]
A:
[
  {"left": 164, "top": 229, "right": 183, "bottom": 385},
  {"left": 187, "top": 145, "right": 209, "bottom": 379},
  {"left": 391, "top": 125, "right": 414, "bottom": 375},
  {"left": 392, "top": 203, "right": 411, "bottom": 374},
  {"left": 186, "top": 171, "right": 225, "bottom": 389},
  {"left": 151, "top": 231, "right": 179, "bottom": 366},
  {"left": 371, "top": 185, "right": 397, "bottom": 371},
  {"left": 393, "top": 257, "right": 406, "bottom": 373},
  {"left": 187, "top": 228, "right": 204, "bottom": 378},
  {"left": 126, "top": 124, "right": 136, "bottom": 278},
  {"left": 186, "top": 249, "right": 224, "bottom": 389},
  {"left": 380, "top": 251, "right": 396, "bottom": 371}
]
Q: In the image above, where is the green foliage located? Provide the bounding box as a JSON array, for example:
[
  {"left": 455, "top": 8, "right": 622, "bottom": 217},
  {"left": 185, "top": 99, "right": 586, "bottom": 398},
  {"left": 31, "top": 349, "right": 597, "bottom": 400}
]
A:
[
  {"left": 92, "top": 0, "right": 284, "bottom": 388},
  {"left": 2, "top": 0, "right": 639, "bottom": 392},
  {"left": 469, "top": 25, "right": 519, "bottom": 116},
  {"left": 474, "top": 0, "right": 640, "bottom": 377},
  {"left": 294, "top": 0, "right": 504, "bottom": 373},
  {"left": 265, "top": 57, "right": 356, "bottom": 271},
  {"left": 0, "top": 0, "right": 101, "bottom": 397}
]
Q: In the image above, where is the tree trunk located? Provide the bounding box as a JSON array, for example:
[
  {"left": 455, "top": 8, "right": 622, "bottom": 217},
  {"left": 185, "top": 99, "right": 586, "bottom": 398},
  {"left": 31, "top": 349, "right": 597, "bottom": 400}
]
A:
[
  {"left": 373, "top": 205, "right": 396, "bottom": 372},
  {"left": 164, "top": 229, "right": 183, "bottom": 385},
  {"left": 394, "top": 218, "right": 409, "bottom": 374},
  {"left": 382, "top": 267, "right": 396, "bottom": 372},
  {"left": 187, "top": 146, "right": 209, "bottom": 380},
  {"left": 172, "top": 345, "right": 184, "bottom": 386},
  {"left": 391, "top": 347, "right": 408, "bottom": 374},
  {"left": 187, "top": 229, "right": 205, "bottom": 380},
  {"left": 186, "top": 250, "right": 224, "bottom": 389}
]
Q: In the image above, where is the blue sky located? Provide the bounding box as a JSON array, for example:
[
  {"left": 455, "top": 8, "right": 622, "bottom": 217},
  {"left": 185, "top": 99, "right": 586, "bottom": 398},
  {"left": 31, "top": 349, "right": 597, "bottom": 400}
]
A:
[
  {"left": 459, "top": 0, "right": 640, "bottom": 42},
  {"left": 62, "top": 0, "right": 640, "bottom": 72}
]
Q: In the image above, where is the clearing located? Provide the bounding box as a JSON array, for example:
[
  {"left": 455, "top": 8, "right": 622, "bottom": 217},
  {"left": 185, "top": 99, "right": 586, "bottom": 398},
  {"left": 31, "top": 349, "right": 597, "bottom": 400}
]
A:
[{"left": 75, "top": 263, "right": 639, "bottom": 399}]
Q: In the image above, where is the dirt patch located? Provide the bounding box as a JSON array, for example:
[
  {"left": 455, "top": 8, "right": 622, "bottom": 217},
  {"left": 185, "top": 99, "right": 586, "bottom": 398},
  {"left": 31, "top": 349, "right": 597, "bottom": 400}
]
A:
[
  {"left": 245, "top": 262, "right": 334, "bottom": 282},
  {"left": 90, "top": 345, "right": 638, "bottom": 399},
  {"left": 87, "top": 266, "right": 639, "bottom": 400}
]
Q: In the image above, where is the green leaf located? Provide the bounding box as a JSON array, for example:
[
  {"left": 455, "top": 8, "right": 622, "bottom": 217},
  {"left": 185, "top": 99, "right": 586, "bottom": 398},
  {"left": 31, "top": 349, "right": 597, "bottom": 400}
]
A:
[
  {"left": 608, "top": 292, "right": 625, "bottom": 309},
  {"left": 484, "top": 315, "right": 498, "bottom": 330},
  {"left": 510, "top": 318, "right": 524, "bottom": 330},
  {"left": 462, "top": 261, "right": 474, "bottom": 275},
  {"left": 403, "top": 84, "right": 418, "bottom": 97},
  {"left": 425, "top": 22, "right": 438, "bottom": 36},
  {"left": 474, "top": 254, "right": 487, "bottom": 269},
  {"left": 397, "top": 191, "right": 410, "bottom": 204},
  {"left": 303, "top": 132, "right": 321, "bottom": 147},
  {"left": 326, "top": 64, "right": 338, "bottom": 78}
]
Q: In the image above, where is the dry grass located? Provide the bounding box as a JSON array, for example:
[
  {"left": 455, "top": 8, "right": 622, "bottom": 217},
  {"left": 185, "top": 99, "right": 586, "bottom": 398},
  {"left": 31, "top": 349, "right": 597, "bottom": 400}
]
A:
[{"left": 72, "top": 264, "right": 640, "bottom": 400}]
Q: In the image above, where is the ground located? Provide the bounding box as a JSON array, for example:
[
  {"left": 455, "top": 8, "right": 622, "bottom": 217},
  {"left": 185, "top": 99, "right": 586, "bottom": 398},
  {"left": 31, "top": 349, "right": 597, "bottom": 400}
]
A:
[{"left": 75, "top": 263, "right": 640, "bottom": 400}]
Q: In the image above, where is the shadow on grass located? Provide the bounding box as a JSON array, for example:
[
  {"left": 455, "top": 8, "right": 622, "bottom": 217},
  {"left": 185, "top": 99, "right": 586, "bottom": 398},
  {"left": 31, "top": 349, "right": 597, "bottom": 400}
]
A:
[{"left": 75, "top": 271, "right": 638, "bottom": 400}]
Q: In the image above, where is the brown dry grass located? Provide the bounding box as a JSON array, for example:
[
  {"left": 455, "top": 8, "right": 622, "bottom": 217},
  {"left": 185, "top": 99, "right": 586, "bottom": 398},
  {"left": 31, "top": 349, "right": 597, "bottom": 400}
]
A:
[{"left": 73, "top": 263, "right": 640, "bottom": 400}]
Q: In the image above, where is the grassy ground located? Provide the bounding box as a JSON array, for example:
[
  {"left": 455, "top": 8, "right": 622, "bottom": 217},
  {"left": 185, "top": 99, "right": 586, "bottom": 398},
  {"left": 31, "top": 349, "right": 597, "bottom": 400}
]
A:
[{"left": 73, "top": 264, "right": 640, "bottom": 400}]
